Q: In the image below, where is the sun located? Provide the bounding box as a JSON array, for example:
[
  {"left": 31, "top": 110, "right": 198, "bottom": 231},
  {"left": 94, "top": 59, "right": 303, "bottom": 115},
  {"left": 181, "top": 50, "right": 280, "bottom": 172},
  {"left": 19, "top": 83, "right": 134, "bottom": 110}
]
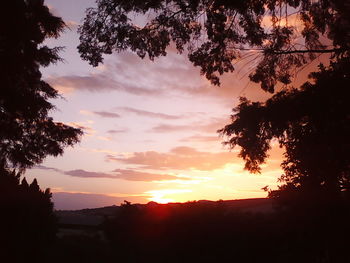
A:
[
  {"left": 146, "top": 189, "right": 192, "bottom": 204},
  {"left": 150, "top": 196, "right": 174, "bottom": 204}
]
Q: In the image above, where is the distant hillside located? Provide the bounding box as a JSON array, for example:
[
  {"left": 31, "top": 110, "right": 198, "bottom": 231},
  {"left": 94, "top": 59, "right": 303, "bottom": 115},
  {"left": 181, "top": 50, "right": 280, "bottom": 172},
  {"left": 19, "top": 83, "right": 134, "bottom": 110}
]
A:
[{"left": 55, "top": 198, "right": 274, "bottom": 227}]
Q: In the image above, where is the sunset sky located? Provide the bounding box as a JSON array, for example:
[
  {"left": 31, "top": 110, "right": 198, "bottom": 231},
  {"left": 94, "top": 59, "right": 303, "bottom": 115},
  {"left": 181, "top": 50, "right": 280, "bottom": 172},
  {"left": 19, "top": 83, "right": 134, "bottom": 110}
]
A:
[{"left": 25, "top": 0, "right": 294, "bottom": 210}]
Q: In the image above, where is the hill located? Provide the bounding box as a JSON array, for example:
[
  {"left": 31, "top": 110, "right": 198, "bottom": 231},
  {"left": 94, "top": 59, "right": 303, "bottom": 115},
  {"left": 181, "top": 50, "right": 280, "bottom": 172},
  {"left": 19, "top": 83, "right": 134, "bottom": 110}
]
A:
[{"left": 55, "top": 198, "right": 274, "bottom": 227}]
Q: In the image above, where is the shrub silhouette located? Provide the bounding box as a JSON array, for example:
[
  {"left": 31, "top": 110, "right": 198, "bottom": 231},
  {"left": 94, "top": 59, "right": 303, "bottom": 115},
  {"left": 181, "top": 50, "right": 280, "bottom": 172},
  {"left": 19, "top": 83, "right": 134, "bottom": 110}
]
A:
[{"left": 0, "top": 166, "right": 57, "bottom": 262}]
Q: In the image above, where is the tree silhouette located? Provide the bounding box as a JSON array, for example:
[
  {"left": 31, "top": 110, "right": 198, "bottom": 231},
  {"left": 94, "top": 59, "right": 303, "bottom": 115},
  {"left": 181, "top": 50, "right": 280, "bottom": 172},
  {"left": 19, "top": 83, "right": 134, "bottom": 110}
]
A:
[
  {"left": 78, "top": 0, "right": 350, "bottom": 199},
  {"left": 0, "top": 166, "right": 57, "bottom": 262},
  {"left": 0, "top": 0, "right": 82, "bottom": 170},
  {"left": 220, "top": 58, "right": 350, "bottom": 199},
  {"left": 0, "top": 2, "right": 82, "bottom": 261},
  {"left": 78, "top": 0, "right": 349, "bottom": 90}
]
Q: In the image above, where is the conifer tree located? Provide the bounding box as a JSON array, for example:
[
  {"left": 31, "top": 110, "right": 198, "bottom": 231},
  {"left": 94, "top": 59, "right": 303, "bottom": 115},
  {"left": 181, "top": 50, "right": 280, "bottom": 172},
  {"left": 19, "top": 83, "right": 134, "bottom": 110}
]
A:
[{"left": 0, "top": 0, "right": 82, "bottom": 170}]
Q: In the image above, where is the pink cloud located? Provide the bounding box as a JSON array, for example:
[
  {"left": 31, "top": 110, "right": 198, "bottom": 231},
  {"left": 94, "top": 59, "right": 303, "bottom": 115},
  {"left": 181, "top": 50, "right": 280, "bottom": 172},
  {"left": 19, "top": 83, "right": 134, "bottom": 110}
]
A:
[
  {"left": 35, "top": 166, "right": 182, "bottom": 182},
  {"left": 46, "top": 74, "right": 164, "bottom": 95},
  {"left": 117, "top": 107, "right": 182, "bottom": 120},
  {"left": 106, "top": 146, "right": 238, "bottom": 171},
  {"left": 65, "top": 169, "right": 181, "bottom": 181},
  {"left": 150, "top": 124, "right": 191, "bottom": 133},
  {"left": 107, "top": 129, "right": 128, "bottom": 134},
  {"left": 112, "top": 169, "right": 184, "bottom": 181},
  {"left": 149, "top": 117, "right": 229, "bottom": 133},
  {"left": 65, "top": 169, "right": 115, "bottom": 178},
  {"left": 93, "top": 111, "right": 121, "bottom": 118},
  {"left": 46, "top": 47, "right": 273, "bottom": 104}
]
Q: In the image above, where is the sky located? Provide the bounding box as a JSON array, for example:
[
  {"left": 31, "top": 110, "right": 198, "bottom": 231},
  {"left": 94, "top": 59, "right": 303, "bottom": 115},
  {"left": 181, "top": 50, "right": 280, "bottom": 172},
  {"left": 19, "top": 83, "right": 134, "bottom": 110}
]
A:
[{"left": 25, "top": 0, "right": 291, "bottom": 210}]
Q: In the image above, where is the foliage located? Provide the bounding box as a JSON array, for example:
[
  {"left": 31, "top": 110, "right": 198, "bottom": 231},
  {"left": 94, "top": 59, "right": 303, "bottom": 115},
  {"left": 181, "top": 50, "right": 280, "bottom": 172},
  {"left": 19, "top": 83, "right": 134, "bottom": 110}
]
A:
[
  {"left": 0, "top": 166, "right": 57, "bottom": 262},
  {"left": 79, "top": 0, "right": 350, "bottom": 199},
  {"left": 79, "top": 0, "right": 349, "bottom": 91},
  {"left": 220, "top": 58, "right": 350, "bottom": 197},
  {"left": 0, "top": 0, "right": 82, "bottom": 170},
  {"left": 50, "top": 235, "right": 111, "bottom": 263},
  {"left": 102, "top": 200, "right": 350, "bottom": 263}
]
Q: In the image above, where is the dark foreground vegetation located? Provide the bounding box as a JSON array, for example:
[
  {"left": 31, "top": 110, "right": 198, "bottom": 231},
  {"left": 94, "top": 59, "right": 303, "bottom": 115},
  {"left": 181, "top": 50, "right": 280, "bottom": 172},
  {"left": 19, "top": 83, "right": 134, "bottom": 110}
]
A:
[
  {"left": 102, "top": 198, "right": 350, "bottom": 263},
  {"left": 1, "top": 0, "right": 350, "bottom": 262},
  {"left": 1, "top": 166, "right": 350, "bottom": 263},
  {"left": 0, "top": 167, "right": 56, "bottom": 262}
]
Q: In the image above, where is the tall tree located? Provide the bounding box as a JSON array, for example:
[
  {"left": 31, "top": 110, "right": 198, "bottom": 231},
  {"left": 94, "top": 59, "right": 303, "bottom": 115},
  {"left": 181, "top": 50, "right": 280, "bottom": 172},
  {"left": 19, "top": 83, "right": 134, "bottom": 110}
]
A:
[
  {"left": 220, "top": 58, "right": 350, "bottom": 198},
  {"left": 78, "top": 0, "right": 349, "bottom": 90},
  {"left": 78, "top": 0, "right": 350, "bottom": 198},
  {"left": 0, "top": 0, "right": 82, "bottom": 170}
]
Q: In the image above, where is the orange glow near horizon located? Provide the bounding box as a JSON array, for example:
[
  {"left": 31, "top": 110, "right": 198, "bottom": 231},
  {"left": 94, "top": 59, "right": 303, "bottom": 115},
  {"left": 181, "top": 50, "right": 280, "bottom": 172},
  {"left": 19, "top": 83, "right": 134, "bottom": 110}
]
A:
[{"left": 146, "top": 189, "right": 193, "bottom": 204}]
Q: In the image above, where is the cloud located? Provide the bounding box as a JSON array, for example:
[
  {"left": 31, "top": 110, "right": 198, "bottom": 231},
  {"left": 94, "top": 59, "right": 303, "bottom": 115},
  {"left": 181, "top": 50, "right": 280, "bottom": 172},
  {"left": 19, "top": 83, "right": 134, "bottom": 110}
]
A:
[
  {"left": 65, "top": 169, "right": 183, "bottom": 182},
  {"left": 97, "top": 136, "right": 113, "bottom": 141},
  {"left": 46, "top": 74, "right": 164, "bottom": 96},
  {"left": 34, "top": 165, "right": 63, "bottom": 173},
  {"left": 150, "top": 124, "right": 191, "bottom": 133},
  {"left": 93, "top": 111, "right": 121, "bottom": 118},
  {"left": 112, "top": 169, "right": 183, "bottom": 181},
  {"left": 107, "top": 129, "right": 128, "bottom": 134},
  {"left": 83, "top": 107, "right": 181, "bottom": 120},
  {"left": 180, "top": 134, "right": 220, "bottom": 142},
  {"left": 80, "top": 110, "right": 121, "bottom": 119},
  {"left": 170, "top": 146, "right": 199, "bottom": 155},
  {"left": 45, "top": 49, "right": 253, "bottom": 101},
  {"left": 106, "top": 146, "right": 237, "bottom": 171},
  {"left": 149, "top": 117, "right": 229, "bottom": 133},
  {"left": 107, "top": 50, "right": 266, "bottom": 102},
  {"left": 65, "top": 169, "right": 115, "bottom": 178},
  {"left": 34, "top": 166, "right": 182, "bottom": 182},
  {"left": 47, "top": 75, "right": 113, "bottom": 92},
  {"left": 117, "top": 107, "right": 182, "bottom": 120},
  {"left": 46, "top": 44, "right": 273, "bottom": 103}
]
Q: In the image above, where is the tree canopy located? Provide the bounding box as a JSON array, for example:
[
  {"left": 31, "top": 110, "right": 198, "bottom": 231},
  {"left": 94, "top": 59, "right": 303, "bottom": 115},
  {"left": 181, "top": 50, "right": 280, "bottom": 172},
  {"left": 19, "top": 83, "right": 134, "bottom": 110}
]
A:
[
  {"left": 79, "top": 0, "right": 349, "bottom": 91},
  {"left": 220, "top": 58, "right": 350, "bottom": 197},
  {"left": 0, "top": 0, "right": 82, "bottom": 170},
  {"left": 78, "top": 0, "right": 350, "bottom": 198}
]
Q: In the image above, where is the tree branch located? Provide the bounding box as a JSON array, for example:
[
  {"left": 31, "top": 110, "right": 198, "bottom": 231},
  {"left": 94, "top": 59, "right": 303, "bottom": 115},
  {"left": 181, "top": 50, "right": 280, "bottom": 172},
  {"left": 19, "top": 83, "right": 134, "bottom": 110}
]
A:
[{"left": 269, "top": 48, "right": 344, "bottom": 55}]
